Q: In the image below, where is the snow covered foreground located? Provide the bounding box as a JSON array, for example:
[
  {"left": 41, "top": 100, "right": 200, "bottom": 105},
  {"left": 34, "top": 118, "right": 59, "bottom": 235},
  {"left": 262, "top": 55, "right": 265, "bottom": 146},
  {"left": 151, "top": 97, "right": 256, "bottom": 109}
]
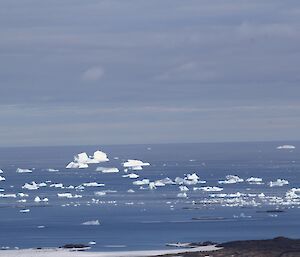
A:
[{"left": 0, "top": 245, "right": 222, "bottom": 257}]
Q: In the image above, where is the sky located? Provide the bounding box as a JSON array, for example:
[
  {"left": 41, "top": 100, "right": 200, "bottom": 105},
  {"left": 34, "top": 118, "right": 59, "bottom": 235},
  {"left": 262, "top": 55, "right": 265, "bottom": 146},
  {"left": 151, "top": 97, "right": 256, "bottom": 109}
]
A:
[{"left": 0, "top": 0, "right": 300, "bottom": 146}]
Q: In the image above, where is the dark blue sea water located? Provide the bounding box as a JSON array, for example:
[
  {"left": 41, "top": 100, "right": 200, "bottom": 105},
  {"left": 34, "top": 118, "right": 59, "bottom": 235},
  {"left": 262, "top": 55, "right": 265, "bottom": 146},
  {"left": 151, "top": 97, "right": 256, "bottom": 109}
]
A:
[{"left": 0, "top": 142, "right": 299, "bottom": 251}]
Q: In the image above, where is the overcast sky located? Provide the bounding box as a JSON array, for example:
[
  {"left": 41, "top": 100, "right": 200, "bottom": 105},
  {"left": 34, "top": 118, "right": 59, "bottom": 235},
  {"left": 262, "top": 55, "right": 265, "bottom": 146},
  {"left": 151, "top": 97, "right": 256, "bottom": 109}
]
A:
[{"left": 0, "top": 0, "right": 300, "bottom": 146}]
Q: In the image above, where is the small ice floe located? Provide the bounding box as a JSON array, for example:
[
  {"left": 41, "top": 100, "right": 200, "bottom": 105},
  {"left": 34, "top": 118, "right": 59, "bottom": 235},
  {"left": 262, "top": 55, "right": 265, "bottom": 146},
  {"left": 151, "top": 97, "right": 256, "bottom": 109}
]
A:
[
  {"left": 81, "top": 220, "right": 100, "bottom": 225},
  {"left": 246, "top": 177, "right": 263, "bottom": 185},
  {"left": 57, "top": 193, "right": 82, "bottom": 198},
  {"left": 175, "top": 173, "right": 205, "bottom": 186},
  {"left": 37, "top": 225, "right": 45, "bottom": 229},
  {"left": 17, "top": 199, "right": 27, "bottom": 203},
  {"left": 122, "top": 173, "right": 139, "bottom": 179},
  {"left": 286, "top": 188, "right": 300, "bottom": 199},
  {"left": 218, "top": 175, "right": 244, "bottom": 184},
  {"left": 127, "top": 189, "right": 135, "bottom": 193},
  {"left": 179, "top": 186, "right": 189, "bottom": 192},
  {"left": 159, "top": 177, "right": 174, "bottom": 185},
  {"left": 16, "top": 168, "right": 32, "bottom": 173},
  {"left": 96, "top": 167, "right": 119, "bottom": 173},
  {"left": 46, "top": 168, "right": 59, "bottom": 172},
  {"left": 194, "top": 186, "right": 223, "bottom": 192},
  {"left": 133, "top": 179, "right": 150, "bottom": 186},
  {"left": 149, "top": 182, "right": 156, "bottom": 190},
  {"left": 22, "top": 182, "right": 39, "bottom": 190},
  {"left": 177, "top": 192, "right": 188, "bottom": 198},
  {"left": 123, "top": 159, "right": 150, "bottom": 170},
  {"left": 18, "top": 192, "right": 29, "bottom": 197},
  {"left": 34, "top": 196, "right": 48, "bottom": 203},
  {"left": 19, "top": 209, "right": 30, "bottom": 213},
  {"left": 82, "top": 182, "right": 105, "bottom": 187},
  {"left": 269, "top": 179, "right": 289, "bottom": 187},
  {"left": 154, "top": 180, "right": 166, "bottom": 187},
  {"left": 0, "top": 176, "right": 5, "bottom": 181},
  {"left": 50, "top": 183, "right": 64, "bottom": 188},
  {"left": 66, "top": 162, "right": 89, "bottom": 169},
  {"left": 0, "top": 188, "right": 4, "bottom": 192},
  {"left": 94, "top": 191, "right": 106, "bottom": 196},
  {"left": 0, "top": 169, "right": 3, "bottom": 173},
  {"left": 89, "top": 241, "right": 96, "bottom": 245},
  {"left": 0, "top": 193, "right": 16, "bottom": 198},
  {"left": 276, "top": 145, "right": 296, "bottom": 150}
]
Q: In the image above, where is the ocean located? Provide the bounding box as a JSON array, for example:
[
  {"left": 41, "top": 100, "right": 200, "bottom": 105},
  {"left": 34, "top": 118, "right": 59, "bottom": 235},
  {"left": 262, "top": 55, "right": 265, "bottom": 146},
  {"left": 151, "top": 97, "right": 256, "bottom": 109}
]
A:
[{"left": 0, "top": 142, "right": 299, "bottom": 251}]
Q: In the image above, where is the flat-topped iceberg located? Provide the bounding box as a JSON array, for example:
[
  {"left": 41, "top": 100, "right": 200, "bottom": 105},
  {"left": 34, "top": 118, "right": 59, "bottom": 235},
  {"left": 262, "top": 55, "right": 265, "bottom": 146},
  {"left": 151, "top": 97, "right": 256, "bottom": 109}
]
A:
[
  {"left": 82, "top": 182, "right": 105, "bottom": 187},
  {"left": 123, "top": 159, "right": 150, "bottom": 170},
  {"left": 133, "top": 179, "right": 150, "bottom": 186},
  {"left": 194, "top": 186, "right": 224, "bottom": 192},
  {"left": 22, "top": 182, "right": 39, "bottom": 190},
  {"left": 276, "top": 145, "right": 296, "bottom": 150},
  {"left": 122, "top": 173, "right": 139, "bottom": 179},
  {"left": 66, "top": 162, "right": 88, "bottom": 169},
  {"left": 81, "top": 220, "right": 100, "bottom": 225},
  {"left": 219, "top": 175, "right": 244, "bottom": 184},
  {"left": 16, "top": 168, "right": 32, "bottom": 173},
  {"left": 246, "top": 177, "right": 263, "bottom": 184},
  {"left": 96, "top": 167, "right": 119, "bottom": 173},
  {"left": 57, "top": 193, "right": 82, "bottom": 198},
  {"left": 269, "top": 179, "right": 289, "bottom": 187}
]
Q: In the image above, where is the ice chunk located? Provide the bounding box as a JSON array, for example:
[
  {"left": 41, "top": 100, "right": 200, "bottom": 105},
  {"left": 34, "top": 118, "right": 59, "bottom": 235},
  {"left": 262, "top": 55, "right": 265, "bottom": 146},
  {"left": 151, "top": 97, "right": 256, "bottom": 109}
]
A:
[
  {"left": 22, "top": 182, "right": 39, "bottom": 190},
  {"left": 0, "top": 193, "right": 16, "bottom": 198},
  {"left": 18, "top": 192, "right": 29, "bottom": 197},
  {"left": 34, "top": 196, "right": 41, "bottom": 202},
  {"left": 127, "top": 189, "right": 135, "bottom": 193},
  {"left": 46, "top": 168, "right": 59, "bottom": 172},
  {"left": 149, "top": 182, "right": 156, "bottom": 190},
  {"left": 133, "top": 179, "right": 150, "bottom": 186},
  {"left": 286, "top": 188, "right": 300, "bottom": 199},
  {"left": 269, "top": 179, "right": 289, "bottom": 187},
  {"left": 96, "top": 167, "right": 119, "bottom": 173},
  {"left": 93, "top": 150, "right": 109, "bottom": 162},
  {"left": 186, "top": 173, "right": 199, "bottom": 181},
  {"left": 81, "top": 220, "right": 100, "bottom": 225},
  {"left": 57, "top": 193, "right": 82, "bottom": 198},
  {"left": 19, "top": 209, "right": 30, "bottom": 213},
  {"left": 123, "top": 159, "right": 150, "bottom": 170},
  {"left": 0, "top": 169, "right": 3, "bottom": 174},
  {"left": 122, "top": 173, "right": 139, "bottom": 179},
  {"left": 16, "top": 168, "right": 32, "bottom": 173},
  {"left": 219, "top": 175, "right": 244, "bottom": 184},
  {"left": 82, "top": 182, "right": 105, "bottom": 187},
  {"left": 179, "top": 186, "right": 189, "bottom": 192},
  {"left": 177, "top": 192, "right": 188, "bottom": 198},
  {"left": 89, "top": 241, "right": 96, "bottom": 245},
  {"left": 66, "top": 162, "right": 88, "bottom": 169},
  {"left": 246, "top": 177, "right": 263, "bottom": 184},
  {"left": 0, "top": 176, "right": 5, "bottom": 181},
  {"left": 94, "top": 191, "right": 106, "bottom": 196},
  {"left": 154, "top": 180, "right": 166, "bottom": 187},
  {"left": 50, "top": 183, "right": 64, "bottom": 188},
  {"left": 159, "top": 177, "right": 174, "bottom": 185},
  {"left": 276, "top": 145, "right": 296, "bottom": 150},
  {"left": 194, "top": 186, "right": 224, "bottom": 192}
]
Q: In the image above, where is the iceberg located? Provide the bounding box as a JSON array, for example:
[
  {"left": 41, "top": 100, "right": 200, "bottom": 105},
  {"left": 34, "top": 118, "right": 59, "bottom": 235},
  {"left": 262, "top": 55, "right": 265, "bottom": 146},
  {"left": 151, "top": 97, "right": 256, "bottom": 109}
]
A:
[
  {"left": 0, "top": 169, "right": 3, "bottom": 174},
  {"left": 269, "top": 179, "right": 289, "bottom": 187},
  {"left": 177, "top": 192, "right": 188, "bottom": 198},
  {"left": 127, "top": 189, "right": 135, "bottom": 193},
  {"left": 0, "top": 193, "right": 16, "bottom": 198},
  {"left": 246, "top": 177, "right": 263, "bottom": 184},
  {"left": 154, "top": 180, "right": 166, "bottom": 187},
  {"left": 194, "top": 186, "right": 224, "bottom": 192},
  {"left": 46, "top": 168, "right": 59, "bottom": 172},
  {"left": 122, "top": 173, "right": 139, "bottom": 179},
  {"left": 133, "top": 179, "right": 150, "bottom": 186},
  {"left": 186, "top": 173, "right": 199, "bottom": 181},
  {"left": 82, "top": 182, "right": 105, "bottom": 187},
  {"left": 219, "top": 175, "right": 244, "bottom": 184},
  {"left": 81, "top": 220, "right": 100, "bottom": 226},
  {"left": 50, "top": 183, "right": 64, "bottom": 188},
  {"left": 19, "top": 209, "right": 30, "bottom": 213},
  {"left": 123, "top": 159, "right": 150, "bottom": 170},
  {"left": 96, "top": 167, "right": 119, "bottom": 173},
  {"left": 16, "top": 168, "right": 32, "bottom": 173},
  {"left": 34, "top": 196, "right": 42, "bottom": 202},
  {"left": 276, "top": 145, "right": 296, "bottom": 150},
  {"left": 0, "top": 176, "right": 5, "bottom": 181},
  {"left": 22, "top": 182, "right": 39, "bottom": 190},
  {"left": 179, "top": 186, "right": 189, "bottom": 192},
  {"left": 94, "top": 191, "right": 106, "bottom": 196},
  {"left": 66, "top": 162, "right": 88, "bottom": 169},
  {"left": 286, "top": 188, "right": 300, "bottom": 199},
  {"left": 93, "top": 150, "right": 109, "bottom": 162},
  {"left": 57, "top": 193, "right": 82, "bottom": 198}
]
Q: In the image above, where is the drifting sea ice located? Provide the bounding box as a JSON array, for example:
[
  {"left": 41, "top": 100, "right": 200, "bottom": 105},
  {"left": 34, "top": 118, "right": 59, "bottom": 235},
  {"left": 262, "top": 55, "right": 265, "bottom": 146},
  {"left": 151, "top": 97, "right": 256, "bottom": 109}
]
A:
[
  {"left": 0, "top": 176, "right": 5, "bottom": 181},
  {"left": 133, "top": 179, "right": 150, "bottom": 186},
  {"left": 66, "top": 162, "right": 88, "bottom": 169},
  {"left": 123, "top": 159, "right": 150, "bottom": 170},
  {"left": 194, "top": 186, "right": 224, "bottom": 192},
  {"left": 94, "top": 191, "right": 106, "bottom": 196},
  {"left": 0, "top": 193, "right": 16, "bottom": 198},
  {"left": 177, "top": 192, "right": 188, "bottom": 198},
  {"left": 96, "top": 167, "right": 119, "bottom": 173},
  {"left": 93, "top": 150, "right": 109, "bottom": 162},
  {"left": 286, "top": 188, "right": 300, "bottom": 199},
  {"left": 81, "top": 220, "right": 100, "bottom": 225},
  {"left": 82, "top": 182, "right": 105, "bottom": 187},
  {"left": 16, "top": 168, "right": 32, "bottom": 173},
  {"left": 0, "top": 169, "right": 3, "bottom": 173},
  {"left": 22, "top": 182, "right": 40, "bottom": 190},
  {"left": 122, "top": 173, "right": 139, "bottom": 179},
  {"left": 276, "top": 145, "right": 296, "bottom": 150},
  {"left": 19, "top": 209, "right": 30, "bottom": 213},
  {"left": 269, "top": 179, "right": 289, "bottom": 187},
  {"left": 218, "top": 175, "right": 244, "bottom": 184},
  {"left": 57, "top": 193, "right": 82, "bottom": 198},
  {"left": 246, "top": 177, "right": 263, "bottom": 184},
  {"left": 179, "top": 186, "right": 189, "bottom": 192}
]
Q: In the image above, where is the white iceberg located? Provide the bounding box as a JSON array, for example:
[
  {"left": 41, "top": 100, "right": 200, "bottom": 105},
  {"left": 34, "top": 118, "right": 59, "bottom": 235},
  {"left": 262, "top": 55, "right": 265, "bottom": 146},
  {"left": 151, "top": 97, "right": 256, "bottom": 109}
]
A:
[
  {"left": 122, "top": 173, "right": 139, "bottom": 179},
  {"left": 194, "top": 186, "right": 224, "bottom": 192},
  {"left": 96, "top": 167, "right": 119, "bottom": 173},
  {"left": 57, "top": 193, "right": 82, "bottom": 198},
  {"left": 0, "top": 176, "right": 5, "bottom": 181},
  {"left": 94, "top": 191, "right": 106, "bottom": 196},
  {"left": 276, "top": 145, "right": 296, "bottom": 150},
  {"left": 286, "top": 188, "right": 300, "bottom": 199},
  {"left": 154, "top": 180, "right": 166, "bottom": 187},
  {"left": 246, "top": 177, "right": 263, "bottom": 184},
  {"left": 269, "top": 179, "right": 289, "bottom": 187},
  {"left": 81, "top": 220, "right": 100, "bottom": 225},
  {"left": 0, "top": 193, "right": 16, "bottom": 198},
  {"left": 127, "top": 189, "right": 135, "bottom": 193},
  {"left": 219, "top": 175, "right": 244, "bottom": 184},
  {"left": 179, "top": 186, "right": 189, "bottom": 192},
  {"left": 50, "top": 183, "right": 64, "bottom": 188},
  {"left": 34, "top": 196, "right": 42, "bottom": 202},
  {"left": 66, "top": 162, "right": 88, "bottom": 169},
  {"left": 177, "top": 192, "right": 188, "bottom": 198},
  {"left": 16, "top": 168, "right": 32, "bottom": 173},
  {"left": 22, "top": 182, "right": 39, "bottom": 190},
  {"left": 186, "top": 173, "right": 199, "bottom": 181},
  {"left": 123, "top": 159, "right": 150, "bottom": 170},
  {"left": 19, "top": 209, "right": 30, "bottom": 213},
  {"left": 133, "top": 179, "right": 150, "bottom": 186},
  {"left": 0, "top": 169, "right": 3, "bottom": 174},
  {"left": 46, "top": 168, "right": 59, "bottom": 172},
  {"left": 93, "top": 150, "right": 109, "bottom": 162},
  {"left": 82, "top": 182, "right": 105, "bottom": 187}
]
